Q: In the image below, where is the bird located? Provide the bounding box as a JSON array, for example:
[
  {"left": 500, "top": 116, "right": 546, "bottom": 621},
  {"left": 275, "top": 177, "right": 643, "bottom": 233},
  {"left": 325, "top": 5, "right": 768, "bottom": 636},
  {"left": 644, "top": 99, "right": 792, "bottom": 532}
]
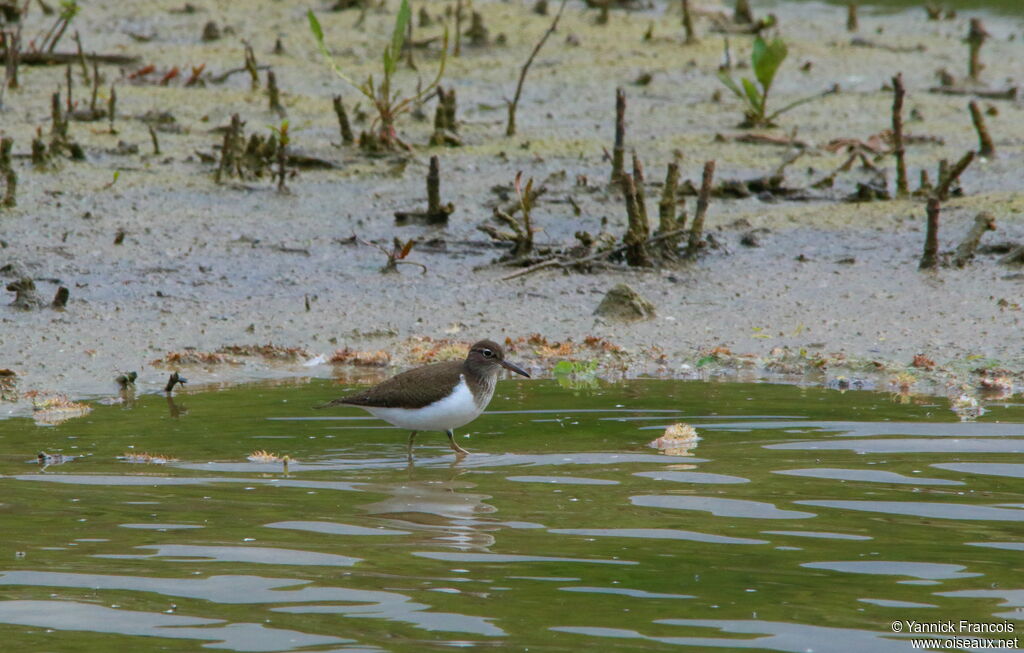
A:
[{"left": 317, "top": 339, "right": 530, "bottom": 456}]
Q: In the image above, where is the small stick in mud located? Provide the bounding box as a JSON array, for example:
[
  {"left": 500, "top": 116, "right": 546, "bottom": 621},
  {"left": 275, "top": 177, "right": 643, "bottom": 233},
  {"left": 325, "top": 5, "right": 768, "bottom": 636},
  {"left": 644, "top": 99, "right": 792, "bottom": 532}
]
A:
[
  {"left": 478, "top": 171, "right": 538, "bottom": 261},
  {"left": 430, "top": 87, "right": 461, "bottom": 146},
  {"left": 215, "top": 113, "right": 244, "bottom": 183},
  {"left": 165, "top": 371, "right": 187, "bottom": 394},
  {"left": 682, "top": 0, "right": 697, "bottom": 43},
  {"left": 505, "top": 0, "right": 568, "bottom": 137},
  {"left": 733, "top": 0, "right": 753, "bottom": 24},
  {"left": 88, "top": 57, "right": 100, "bottom": 115},
  {"left": 891, "top": 73, "right": 908, "bottom": 197},
  {"left": 0, "top": 136, "right": 15, "bottom": 208},
  {"left": 916, "top": 169, "right": 932, "bottom": 196},
  {"left": 454, "top": 0, "right": 464, "bottom": 57},
  {"left": 846, "top": 3, "right": 858, "bottom": 31},
  {"left": 657, "top": 161, "right": 684, "bottom": 258},
  {"left": 148, "top": 125, "right": 160, "bottom": 155},
  {"left": 2, "top": 28, "right": 22, "bottom": 99},
  {"left": 966, "top": 18, "right": 988, "bottom": 81},
  {"left": 622, "top": 172, "right": 651, "bottom": 267},
  {"left": 274, "top": 120, "right": 290, "bottom": 193},
  {"left": 919, "top": 197, "right": 941, "bottom": 270},
  {"left": 267, "top": 69, "right": 285, "bottom": 117},
  {"left": 73, "top": 30, "right": 88, "bottom": 80},
  {"left": 610, "top": 87, "right": 626, "bottom": 184},
  {"left": 244, "top": 41, "right": 260, "bottom": 90},
  {"left": 686, "top": 160, "right": 716, "bottom": 259},
  {"left": 968, "top": 100, "right": 995, "bottom": 158},
  {"left": 953, "top": 211, "right": 996, "bottom": 268},
  {"left": 467, "top": 11, "right": 488, "bottom": 47},
  {"left": 51, "top": 286, "right": 68, "bottom": 309},
  {"left": 332, "top": 95, "right": 355, "bottom": 145},
  {"left": 107, "top": 84, "right": 117, "bottom": 133},
  {"left": 394, "top": 155, "right": 454, "bottom": 224},
  {"left": 631, "top": 152, "right": 648, "bottom": 226},
  {"left": 64, "top": 63, "right": 73, "bottom": 113},
  {"left": 934, "top": 150, "right": 974, "bottom": 201}
]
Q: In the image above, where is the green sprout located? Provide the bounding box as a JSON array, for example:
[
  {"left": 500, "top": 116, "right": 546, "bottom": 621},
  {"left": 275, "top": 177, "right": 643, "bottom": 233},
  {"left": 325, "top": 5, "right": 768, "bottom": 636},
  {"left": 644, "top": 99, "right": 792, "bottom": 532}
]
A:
[
  {"left": 717, "top": 36, "right": 826, "bottom": 128},
  {"left": 308, "top": 0, "right": 447, "bottom": 151}
]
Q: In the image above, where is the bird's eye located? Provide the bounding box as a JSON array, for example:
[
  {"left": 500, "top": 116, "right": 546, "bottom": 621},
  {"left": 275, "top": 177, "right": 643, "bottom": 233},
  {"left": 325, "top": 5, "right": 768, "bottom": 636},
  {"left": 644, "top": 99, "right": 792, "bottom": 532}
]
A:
[{"left": 482, "top": 349, "right": 494, "bottom": 357}]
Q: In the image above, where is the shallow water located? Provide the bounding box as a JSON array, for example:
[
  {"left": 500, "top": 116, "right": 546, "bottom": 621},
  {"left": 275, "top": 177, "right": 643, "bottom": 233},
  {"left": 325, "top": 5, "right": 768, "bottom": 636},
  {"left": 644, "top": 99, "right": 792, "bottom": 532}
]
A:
[{"left": 1, "top": 379, "right": 1023, "bottom": 651}]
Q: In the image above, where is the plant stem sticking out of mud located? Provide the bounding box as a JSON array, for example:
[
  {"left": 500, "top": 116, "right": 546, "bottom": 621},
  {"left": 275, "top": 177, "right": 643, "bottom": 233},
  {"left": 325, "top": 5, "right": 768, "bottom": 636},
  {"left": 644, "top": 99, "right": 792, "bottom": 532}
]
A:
[
  {"left": 505, "top": 0, "right": 567, "bottom": 137},
  {"left": 478, "top": 171, "right": 537, "bottom": 261},
  {"left": 686, "top": 160, "right": 716, "bottom": 259},
  {"left": 0, "top": 136, "right": 15, "bottom": 208},
  {"left": 610, "top": 87, "right": 626, "bottom": 184},
  {"left": 846, "top": 3, "right": 858, "bottom": 32},
  {"left": 966, "top": 18, "right": 987, "bottom": 82},
  {"left": 244, "top": 41, "right": 260, "bottom": 90},
  {"left": 681, "top": 0, "right": 697, "bottom": 44},
  {"left": 657, "top": 162, "right": 684, "bottom": 258},
  {"left": 934, "top": 150, "right": 973, "bottom": 201},
  {"left": 891, "top": 72, "right": 908, "bottom": 197},
  {"left": 953, "top": 212, "right": 996, "bottom": 268},
  {"left": 968, "top": 100, "right": 995, "bottom": 158},
  {"left": 919, "top": 197, "right": 940, "bottom": 270},
  {"left": 332, "top": 95, "right": 355, "bottom": 145},
  {"left": 622, "top": 172, "right": 651, "bottom": 267},
  {"left": 394, "top": 155, "right": 454, "bottom": 224},
  {"left": 309, "top": 0, "right": 447, "bottom": 151},
  {"left": 107, "top": 85, "right": 117, "bottom": 133},
  {"left": 430, "top": 86, "right": 461, "bottom": 146},
  {"left": 271, "top": 120, "right": 290, "bottom": 193},
  {"left": 267, "top": 69, "right": 285, "bottom": 117}
]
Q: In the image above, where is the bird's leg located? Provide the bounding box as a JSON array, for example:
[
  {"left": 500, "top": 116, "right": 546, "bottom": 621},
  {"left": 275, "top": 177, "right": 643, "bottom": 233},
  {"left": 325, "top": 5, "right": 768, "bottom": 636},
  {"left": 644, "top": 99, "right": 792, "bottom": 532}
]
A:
[
  {"left": 407, "top": 431, "right": 418, "bottom": 458},
  {"left": 446, "top": 429, "right": 469, "bottom": 456}
]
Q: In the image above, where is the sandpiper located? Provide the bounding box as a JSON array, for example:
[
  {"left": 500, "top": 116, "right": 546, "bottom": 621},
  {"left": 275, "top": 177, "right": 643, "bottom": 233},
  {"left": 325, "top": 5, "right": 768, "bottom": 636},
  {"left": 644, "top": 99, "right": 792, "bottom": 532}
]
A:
[{"left": 318, "top": 339, "right": 530, "bottom": 456}]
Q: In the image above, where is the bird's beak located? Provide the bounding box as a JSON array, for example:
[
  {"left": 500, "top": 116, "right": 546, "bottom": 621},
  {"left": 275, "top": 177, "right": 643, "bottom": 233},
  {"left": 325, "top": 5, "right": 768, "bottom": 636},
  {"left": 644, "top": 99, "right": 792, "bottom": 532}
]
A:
[{"left": 501, "top": 359, "right": 531, "bottom": 378}]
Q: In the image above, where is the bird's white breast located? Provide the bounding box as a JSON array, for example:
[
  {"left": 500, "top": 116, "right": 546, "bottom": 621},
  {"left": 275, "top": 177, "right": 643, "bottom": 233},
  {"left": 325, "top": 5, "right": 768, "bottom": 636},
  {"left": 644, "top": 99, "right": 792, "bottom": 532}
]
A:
[{"left": 363, "top": 375, "right": 491, "bottom": 432}]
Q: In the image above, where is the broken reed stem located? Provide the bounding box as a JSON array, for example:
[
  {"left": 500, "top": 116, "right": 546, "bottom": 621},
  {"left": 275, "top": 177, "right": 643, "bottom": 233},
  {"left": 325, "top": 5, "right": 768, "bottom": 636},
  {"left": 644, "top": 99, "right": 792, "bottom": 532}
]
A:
[
  {"left": 846, "top": 3, "right": 858, "bottom": 31},
  {"left": 610, "top": 87, "right": 626, "bottom": 184},
  {"left": 505, "top": 0, "right": 568, "bottom": 137},
  {"left": 686, "top": 160, "right": 716, "bottom": 258},
  {"left": 244, "top": 42, "right": 260, "bottom": 90},
  {"left": 733, "top": 0, "right": 753, "bottom": 24},
  {"left": 631, "top": 152, "right": 648, "bottom": 226},
  {"left": 427, "top": 155, "right": 442, "bottom": 214},
  {"left": 267, "top": 69, "right": 285, "bottom": 116},
  {"left": 966, "top": 18, "right": 987, "bottom": 81},
  {"left": 73, "top": 30, "right": 88, "bottom": 80},
  {"left": 0, "top": 136, "right": 15, "bottom": 208},
  {"left": 952, "top": 211, "right": 996, "bottom": 268},
  {"left": 89, "top": 58, "right": 99, "bottom": 112},
  {"left": 454, "top": 0, "right": 463, "bottom": 57},
  {"left": 934, "top": 150, "right": 974, "bottom": 201},
  {"left": 64, "top": 63, "right": 72, "bottom": 112},
  {"left": 276, "top": 133, "right": 288, "bottom": 193},
  {"left": 622, "top": 172, "right": 652, "bottom": 267},
  {"left": 3, "top": 28, "right": 22, "bottom": 96},
  {"left": 658, "top": 162, "right": 682, "bottom": 256},
  {"left": 919, "top": 197, "right": 940, "bottom": 270},
  {"left": 332, "top": 95, "right": 355, "bottom": 145},
  {"left": 216, "top": 113, "right": 243, "bottom": 183},
  {"left": 148, "top": 125, "right": 160, "bottom": 155},
  {"left": 108, "top": 84, "right": 117, "bottom": 133},
  {"left": 681, "top": 0, "right": 697, "bottom": 43},
  {"left": 968, "top": 100, "right": 995, "bottom": 158},
  {"left": 891, "top": 72, "right": 908, "bottom": 197}
]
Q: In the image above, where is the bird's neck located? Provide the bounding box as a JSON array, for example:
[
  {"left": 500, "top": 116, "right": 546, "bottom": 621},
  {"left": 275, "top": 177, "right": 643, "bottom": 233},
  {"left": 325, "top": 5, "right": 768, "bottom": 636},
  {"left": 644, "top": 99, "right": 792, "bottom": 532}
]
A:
[{"left": 465, "top": 363, "right": 499, "bottom": 409}]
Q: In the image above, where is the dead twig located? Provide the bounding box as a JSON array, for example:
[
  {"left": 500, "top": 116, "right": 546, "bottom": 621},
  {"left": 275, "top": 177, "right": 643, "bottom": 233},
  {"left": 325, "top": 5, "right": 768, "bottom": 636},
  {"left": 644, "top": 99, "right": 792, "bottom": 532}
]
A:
[
  {"left": 686, "top": 160, "right": 716, "bottom": 258},
  {"left": 891, "top": 72, "right": 908, "bottom": 197},
  {"left": 505, "top": 0, "right": 568, "bottom": 136},
  {"left": 953, "top": 211, "right": 996, "bottom": 268}
]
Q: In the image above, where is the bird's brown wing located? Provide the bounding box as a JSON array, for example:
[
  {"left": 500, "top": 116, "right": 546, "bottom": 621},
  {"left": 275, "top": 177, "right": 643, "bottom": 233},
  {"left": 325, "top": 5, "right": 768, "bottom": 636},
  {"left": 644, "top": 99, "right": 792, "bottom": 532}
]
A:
[{"left": 317, "top": 361, "right": 464, "bottom": 409}]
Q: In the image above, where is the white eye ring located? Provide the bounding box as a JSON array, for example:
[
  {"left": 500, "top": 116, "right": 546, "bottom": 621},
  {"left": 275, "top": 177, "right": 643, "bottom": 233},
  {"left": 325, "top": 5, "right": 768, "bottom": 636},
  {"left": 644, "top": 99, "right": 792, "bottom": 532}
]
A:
[{"left": 482, "top": 349, "right": 494, "bottom": 357}]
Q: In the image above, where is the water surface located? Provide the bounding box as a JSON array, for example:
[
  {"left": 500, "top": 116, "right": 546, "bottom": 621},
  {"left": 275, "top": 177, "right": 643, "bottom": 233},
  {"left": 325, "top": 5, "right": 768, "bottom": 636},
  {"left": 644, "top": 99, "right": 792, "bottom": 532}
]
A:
[{"left": 1, "top": 379, "right": 1022, "bottom": 651}]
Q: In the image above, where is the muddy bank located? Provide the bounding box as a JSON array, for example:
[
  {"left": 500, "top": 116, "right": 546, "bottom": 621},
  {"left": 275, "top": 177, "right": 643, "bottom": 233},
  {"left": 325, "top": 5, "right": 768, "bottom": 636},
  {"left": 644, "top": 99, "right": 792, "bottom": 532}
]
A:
[{"left": 1, "top": 0, "right": 1022, "bottom": 416}]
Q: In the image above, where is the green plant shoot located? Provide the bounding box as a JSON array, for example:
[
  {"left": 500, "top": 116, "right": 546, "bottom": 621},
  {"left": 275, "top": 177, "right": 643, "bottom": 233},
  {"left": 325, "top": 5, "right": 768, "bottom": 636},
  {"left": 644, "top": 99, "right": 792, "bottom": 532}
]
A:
[
  {"left": 717, "top": 36, "right": 826, "bottom": 128},
  {"left": 308, "top": 0, "right": 447, "bottom": 150}
]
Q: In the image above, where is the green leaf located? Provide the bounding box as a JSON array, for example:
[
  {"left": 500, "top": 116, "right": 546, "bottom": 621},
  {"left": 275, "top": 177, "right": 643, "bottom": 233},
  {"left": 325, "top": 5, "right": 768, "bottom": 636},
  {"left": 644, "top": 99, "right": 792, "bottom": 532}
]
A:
[
  {"left": 716, "top": 71, "right": 747, "bottom": 102},
  {"left": 386, "top": 0, "right": 412, "bottom": 77},
  {"left": 307, "top": 10, "right": 324, "bottom": 44},
  {"left": 552, "top": 360, "right": 574, "bottom": 375},
  {"left": 696, "top": 355, "right": 717, "bottom": 368},
  {"left": 752, "top": 36, "right": 788, "bottom": 93},
  {"left": 741, "top": 77, "right": 763, "bottom": 115}
]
